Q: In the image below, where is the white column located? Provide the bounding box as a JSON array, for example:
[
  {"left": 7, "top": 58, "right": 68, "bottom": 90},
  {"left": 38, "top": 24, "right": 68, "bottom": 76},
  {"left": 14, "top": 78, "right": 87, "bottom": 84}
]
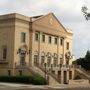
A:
[
  {"left": 61, "top": 70, "right": 64, "bottom": 84},
  {"left": 38, "top": 32, "right": 41, "bottom": 66},
  {"left": 63, "top": 37, "right": 66, "bottom": 65},
  {"left": 31, "top": 30, "right": 35, "bottom": 66},
  {"left": 57, "top": 36, "right": 60, "bottom": 65},
  {"left": 72, "top": 69, "right": 75, "bottom": 80}
]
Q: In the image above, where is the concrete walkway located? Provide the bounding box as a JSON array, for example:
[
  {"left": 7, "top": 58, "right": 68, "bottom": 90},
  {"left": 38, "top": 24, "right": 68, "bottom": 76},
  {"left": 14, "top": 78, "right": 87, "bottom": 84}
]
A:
[{"left": 0, "top": 82, "right": 90, "bottom": 89}]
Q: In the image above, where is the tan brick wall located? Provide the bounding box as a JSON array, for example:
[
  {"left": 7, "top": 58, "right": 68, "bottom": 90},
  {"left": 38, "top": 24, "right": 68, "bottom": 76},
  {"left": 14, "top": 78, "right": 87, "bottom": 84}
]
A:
[{"left": 0, "top": 18, "right": 15, "bottom": 68}]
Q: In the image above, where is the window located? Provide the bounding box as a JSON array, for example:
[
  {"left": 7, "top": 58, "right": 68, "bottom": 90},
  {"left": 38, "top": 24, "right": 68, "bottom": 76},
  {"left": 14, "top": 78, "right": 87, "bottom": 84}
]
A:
[
  {"left": 8, "top": 70, "right": 11, "bottom": 76},
  {"left": 53, "top": 57, "right": 57, "bottom": 67},
  {"left": 2, "top": 46, "right": 7, "bottom": 61},
  {"left": 49, "top": 36, "right": 52, "bottom": 44},
  {"left": 42, "top": 34, "right": 45, "bottom": 42},
  {"left": 66, "top": 42, "right": 69, "bottom": 50},
  {"left": 20, "top": 51, "right": 26, "bottom": 65},
  {"left": 34, "top": 55, "right": 39, "bottom": 66},
  {"left": 41, "top": 56, "right": 45, "bottom": 65},
  {"left": 60, "top": 38, "right": 63, "bottom": 46},
  {"left": 20, "top": 55, "right": 26, "bottom": 65},
  {"left": 19, "top": 70, "right": 22, "bottom": 76},
  {"left": 35, "top": 32, "right": 39, "bottom": 41},
  {"left": 47, "top": 57, "right": 51, "bottom": 67},
  {"left": 21, "top": 32, "right": 26, "bottom": 43},
  {"left": 54, "top": 37, "right": 57, "bottom": 44}
]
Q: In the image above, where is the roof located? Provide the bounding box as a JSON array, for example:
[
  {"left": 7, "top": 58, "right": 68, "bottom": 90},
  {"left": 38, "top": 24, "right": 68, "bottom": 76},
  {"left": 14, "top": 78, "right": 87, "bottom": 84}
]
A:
[
  {"left": 0, "top": 13, "right": 30, "bottom": 21},
  {"left": 66, "top": 28, "right": 73, "bottom": 34},
  {"left": 30, "top": 15, "right": 44, "bottom": 21},
  {"left": 0, "top": 13, "right": 73, "bottom": 35}
]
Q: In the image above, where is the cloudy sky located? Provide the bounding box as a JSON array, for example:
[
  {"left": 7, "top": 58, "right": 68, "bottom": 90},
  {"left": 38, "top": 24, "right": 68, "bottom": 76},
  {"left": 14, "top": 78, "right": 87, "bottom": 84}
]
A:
[{"left": 0, "top": 0, "right": 90, "bottom": 59}]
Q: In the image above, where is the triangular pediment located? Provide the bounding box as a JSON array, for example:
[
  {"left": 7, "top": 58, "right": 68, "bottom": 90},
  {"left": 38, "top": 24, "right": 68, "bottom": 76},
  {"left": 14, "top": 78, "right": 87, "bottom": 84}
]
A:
[{"left": 32, "top": 13, "right": 67, "bottom": 36}]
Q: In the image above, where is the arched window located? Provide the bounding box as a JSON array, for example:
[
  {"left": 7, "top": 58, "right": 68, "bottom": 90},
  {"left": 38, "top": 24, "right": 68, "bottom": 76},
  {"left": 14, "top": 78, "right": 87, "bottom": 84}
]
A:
[
  {"left": 20, "top": 53, "right": 26, "bottom": 65},
  {"left": 34, "top": 51, "right": 39, "bottom": 66},
  {"left": 60, "top": 54, "right": 63, "bottom": 65},
  {"left": 41, "top": 52, "right": 45, "bottom": 66}
]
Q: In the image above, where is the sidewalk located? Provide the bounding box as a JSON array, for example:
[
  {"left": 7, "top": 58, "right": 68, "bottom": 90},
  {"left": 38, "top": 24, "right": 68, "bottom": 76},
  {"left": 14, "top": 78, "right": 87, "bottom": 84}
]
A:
[{"left": 0, "top": 82, "right": 90, "bottom": 89}]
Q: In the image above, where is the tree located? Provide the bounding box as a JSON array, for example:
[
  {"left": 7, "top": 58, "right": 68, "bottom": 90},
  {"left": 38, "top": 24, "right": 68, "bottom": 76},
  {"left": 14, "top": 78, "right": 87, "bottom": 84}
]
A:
[
  {"left": 73, "top": 50, "right": 90, "bottom": 70},
  {"left": 84, "top": 50, "right": 90, "bottom": 70},
  {"left": 81, "top": 5, "right": 90, "bottom": 20}
]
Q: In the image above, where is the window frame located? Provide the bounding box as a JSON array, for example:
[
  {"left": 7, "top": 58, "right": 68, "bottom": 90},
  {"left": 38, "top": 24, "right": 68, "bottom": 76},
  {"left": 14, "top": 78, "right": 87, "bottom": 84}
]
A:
[
  {"left": 35, "top": 32, "right": 39, "bottom": 41},
  {"left": 42, "top": 34, "right": 45, "bottom": 42},
  {"left": 60, "top": 38, "right": 63, "bottom": 46},
  {"left": 54, "top": 37, "right": 57, "bottom": 44},
  {"left": 2, "top": 46, "right": 7, "bottom": 61},
  {"left": 21, "top": 32, "right": 26, "bottom": 43},
  {"left": 66, "top": 42, "right": 69, "bottom": 50},
  {"left": 49, "top": 36, "right": 52, "bottom": 44},
  {"left": 34, "top": 55, "right": 39, "bottom": 65},
  {"left": 41, "top": 56, "right": 45, "bottom": 65}
]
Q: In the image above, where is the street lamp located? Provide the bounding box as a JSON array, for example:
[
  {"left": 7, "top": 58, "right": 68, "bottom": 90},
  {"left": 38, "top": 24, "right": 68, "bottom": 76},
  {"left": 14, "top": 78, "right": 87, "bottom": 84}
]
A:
[{"left": 44, "top": 63, "right": 47, "bottom": 80}]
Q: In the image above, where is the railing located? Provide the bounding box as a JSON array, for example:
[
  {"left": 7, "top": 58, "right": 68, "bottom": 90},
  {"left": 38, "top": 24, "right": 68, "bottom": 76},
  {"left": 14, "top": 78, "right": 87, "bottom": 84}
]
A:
[
  {"left": 75, "top": 65, "right": 90, "bottom": 77},
  {"left": 36, "top": 64, "right": 61, "bottom": 83},
  {"left": 50, "top": 72, "right": 61, "bottom": 83}
]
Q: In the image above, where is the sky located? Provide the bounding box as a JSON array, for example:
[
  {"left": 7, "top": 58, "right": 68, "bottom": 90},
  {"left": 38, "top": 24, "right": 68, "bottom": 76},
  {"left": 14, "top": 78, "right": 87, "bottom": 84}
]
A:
[{"left": 0, "top": 0, "right": 90, "bottom": 59}]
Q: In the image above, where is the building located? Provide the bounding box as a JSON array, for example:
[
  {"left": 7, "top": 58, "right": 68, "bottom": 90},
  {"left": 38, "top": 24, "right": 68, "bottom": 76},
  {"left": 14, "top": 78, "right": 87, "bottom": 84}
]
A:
[{"left": 0, "top": 13, "right": 74, "bottom": 84}]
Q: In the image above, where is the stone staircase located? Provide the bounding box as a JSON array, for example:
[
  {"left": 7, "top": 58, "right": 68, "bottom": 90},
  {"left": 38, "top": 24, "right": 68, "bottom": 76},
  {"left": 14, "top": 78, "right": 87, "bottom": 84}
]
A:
[
  {"left": 75, "top": 66, "right": 90, "bottom": 79},
  {"left": 15, "top": 64, "right": 60, "bottom": 85},
  {"left": 37, "top": 65, "right": 61, "bottom": 83},
  {"left": 28, "top": 66, "right": 60, "bottom": 85}
]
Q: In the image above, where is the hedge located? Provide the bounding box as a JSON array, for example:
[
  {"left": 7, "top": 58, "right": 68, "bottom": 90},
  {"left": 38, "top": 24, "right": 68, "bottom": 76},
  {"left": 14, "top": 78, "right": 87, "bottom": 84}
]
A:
[
  {"left": 0, "top": 76, "right": 47, "bottom": 85},
  {"left": 74, "top": 75, "right": 81, "bottom": 80}
]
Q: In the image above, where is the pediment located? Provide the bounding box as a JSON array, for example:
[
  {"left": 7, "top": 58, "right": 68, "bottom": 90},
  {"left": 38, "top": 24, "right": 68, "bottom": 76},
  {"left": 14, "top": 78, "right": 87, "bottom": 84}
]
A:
[{"left": 32, "top": 13, "right": 67, "bottom": 36}]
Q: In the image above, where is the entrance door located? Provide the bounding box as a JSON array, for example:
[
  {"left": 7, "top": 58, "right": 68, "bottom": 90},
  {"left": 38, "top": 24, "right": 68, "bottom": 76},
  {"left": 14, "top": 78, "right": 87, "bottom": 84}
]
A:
[
  {"left": 63, "top": 71, "right": 67, "bottom": 84},
  {"left": 58, "top": 71, "right": 61, "bottom": 83}
]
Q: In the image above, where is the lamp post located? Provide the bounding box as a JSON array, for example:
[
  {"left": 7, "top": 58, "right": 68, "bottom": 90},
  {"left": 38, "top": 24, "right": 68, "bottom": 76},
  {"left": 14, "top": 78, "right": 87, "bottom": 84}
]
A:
[{"left": 44, "top": 63, "right": 47, "bottom": 81}]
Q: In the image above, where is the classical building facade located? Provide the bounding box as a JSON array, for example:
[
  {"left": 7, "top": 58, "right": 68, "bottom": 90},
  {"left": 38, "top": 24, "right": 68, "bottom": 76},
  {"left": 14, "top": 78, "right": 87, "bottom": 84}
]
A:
[{"left": 0, "top": 13, "right": 74, "bottom": 84}]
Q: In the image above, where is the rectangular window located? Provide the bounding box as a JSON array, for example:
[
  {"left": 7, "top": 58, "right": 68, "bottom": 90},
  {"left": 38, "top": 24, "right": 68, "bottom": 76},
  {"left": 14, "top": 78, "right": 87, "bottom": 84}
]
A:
[
  {"left": 47, "top": 57, "right": 51, "bottom": 67},
  {"left": 21, "top": 32, "right": 26, "bottom": 43},
  {"left": 19, "top": 70, "right": 22, "bottom": 76},
  {"left": 60, "top": 38, "right": 63, "bottom": 46},
  {"left": 35, "top": 32, "right": 39, "bottom": 41},
  {"left": 20, "top": 56, "right": 25, "bottom": 65},
  {"left": 54, "top": 37, "right": 57, "bottom": 44},
  {"left": 2, "top": 46, "right": 7, "bottom": 61},
  {"left": 49, "top": 36, "right": 52, "bottom": 44},
  {"left": 42, "top": 34, "right": 45, "bottom": 42},
  {"left": 67, "top": 42, "right": 69, "bottom": 50},
  {"left": 34, "top": 55, "right": 39, "bottom": 66},
  {"left": 41, "top": 56, "right": 45, "bottom": 65},
  {"left": 8, "top": 70, "right": 11, "bottom": 76},
  {"left": 53, "top": 57, "right": 57, "bottom": 67}
]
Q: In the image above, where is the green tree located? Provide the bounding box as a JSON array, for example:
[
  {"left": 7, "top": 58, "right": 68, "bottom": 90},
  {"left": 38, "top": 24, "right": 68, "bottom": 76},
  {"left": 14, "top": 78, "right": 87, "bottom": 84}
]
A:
[
  {"left": 73, "top": 50, "right": 90, "bottom": 70},
  {"left": 84, "top": 50, "right": 90, "bottom": 70}
]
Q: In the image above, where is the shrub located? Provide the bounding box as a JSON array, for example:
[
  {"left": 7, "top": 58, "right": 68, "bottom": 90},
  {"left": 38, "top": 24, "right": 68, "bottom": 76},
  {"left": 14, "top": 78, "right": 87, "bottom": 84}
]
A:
[
  {"left": 32, "top": 75, "right": 46, "bottom": 85},
  {"left": 0, "top": 76, "right": 46, "bottom": 85},
  {"left": 74, "top": 75, "right": 81, "bottom": 80}
]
